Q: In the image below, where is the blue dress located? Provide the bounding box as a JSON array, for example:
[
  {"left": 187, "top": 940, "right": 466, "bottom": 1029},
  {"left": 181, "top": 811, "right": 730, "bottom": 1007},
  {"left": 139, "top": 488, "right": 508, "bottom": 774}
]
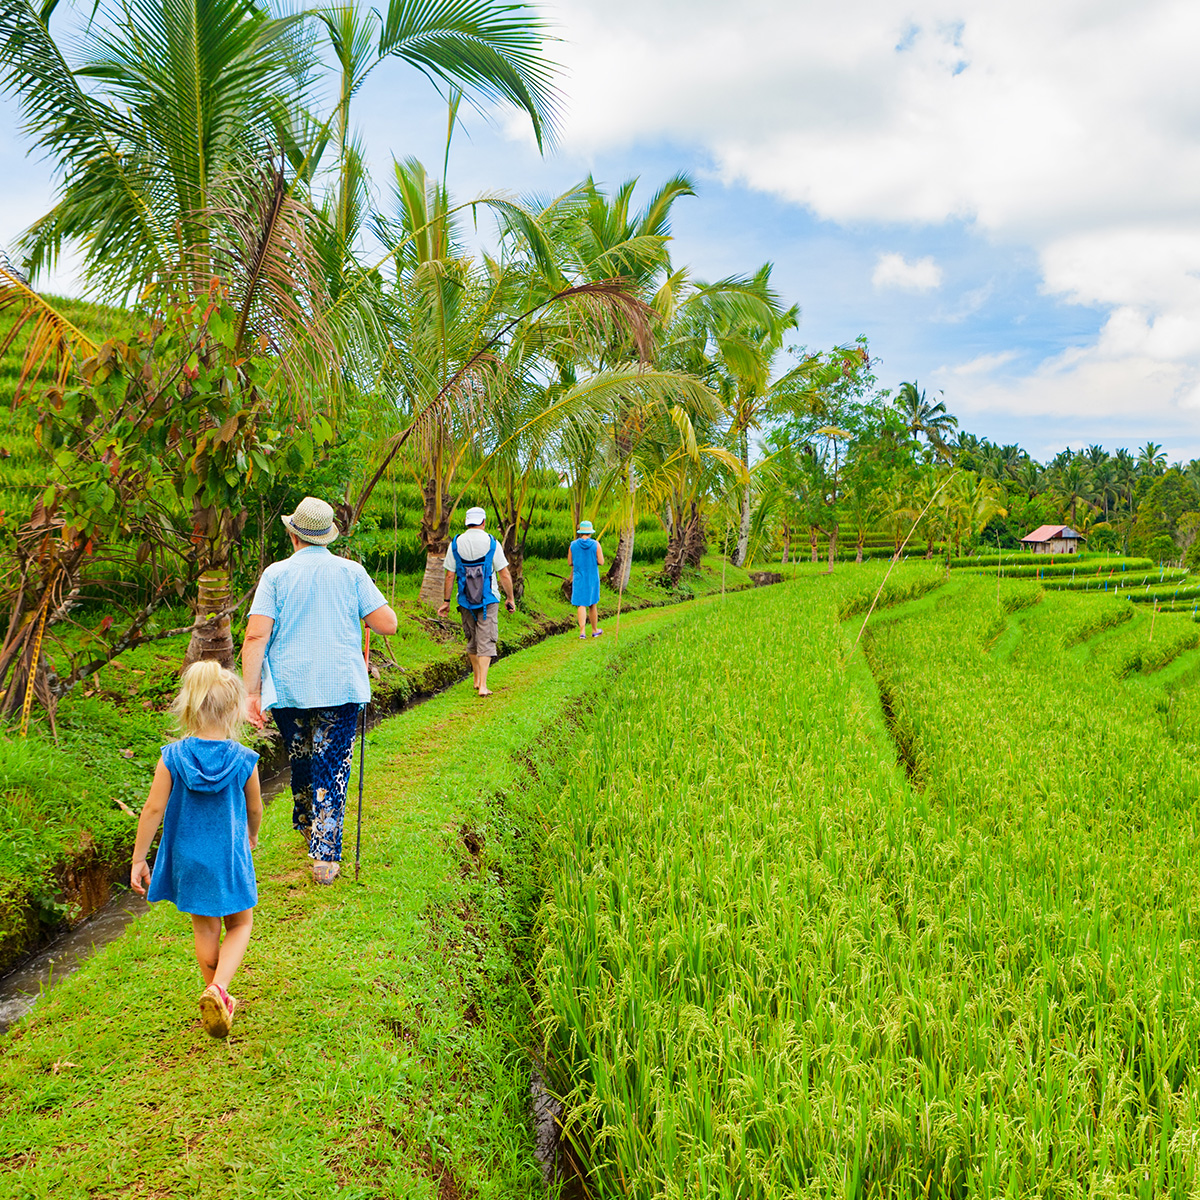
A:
[
  {"left": 147, "top": 738, "right": 260, "bottom": 917},
  {"left": 570, "top": 537, "right": 601, "bottom": 606}
]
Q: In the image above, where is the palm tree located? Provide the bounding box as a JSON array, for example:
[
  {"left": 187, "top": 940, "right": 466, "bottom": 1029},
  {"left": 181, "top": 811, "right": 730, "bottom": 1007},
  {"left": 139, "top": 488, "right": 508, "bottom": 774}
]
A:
[
  {"left": 659, "top": 264, "right": 797, "bottom": 568},
  {"left": 523, "top": 173, "right": 697, "bottom": 590},
  {"left": 704, "top": 267, "right": 796, "bottom": 567},
  {"left": 896, "top": 381, "right": 958, "bottom": 460},
  {"left": 881, "top": 479, "right": 919, "bottom": 560},
  {"left": 1091, "top": 458, "right": 1117, "bottom": 519},
  {"left": 1054, "top": 459, "right": 1094, "bottom": 527},
  {"left": 1114, "top": 448, "right": 1137, "bottom": 514},
  {"left": 1, "top": 0, "right": 561, "bottom": 661},
  {"left": 2, "top": 0, "right": 558, "bottom": 295},
  {"left": 1138, "top": 441, "right": 1167, "bottom": 476},
  {"left": 944, "top": 472, "right": 1007, "bottom": 557},
  {"left": 1014, "top": 459, "right": 1043, "bottom": 499}
]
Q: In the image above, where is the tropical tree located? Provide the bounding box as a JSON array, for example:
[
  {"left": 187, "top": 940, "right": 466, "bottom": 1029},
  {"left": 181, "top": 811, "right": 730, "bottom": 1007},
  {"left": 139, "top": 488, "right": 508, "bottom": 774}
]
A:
[
  {"left": 896, "top": 380, "right": 957, "bottom": 461},
  {"left": 944, "top": 472, "right": 1007, "bottom": 557},
  {"left": 0, "top": 0, "right": 561, "bottom": 660},
  {"left": 674, "top": 264, "right": 797, "bottom": 568},
  {"left": 1053, "top": 457, "right": 1094, "bottom": 526},
  {"left": 769, "top": 341, "right": 875, "bottom": 569},
  {"left": 523, "top": 173, "right": 698, "bottom": 591},
  {"left": 1138, "top": 441, "right": 1167, "bottom": 477},
  {"left": 1114, "top": 448, "right": 1138, "bottom": 514},
  {"left": 881, "top": 477, "right": 918, "bottom": 560},
  {"left": 1013, "top": 458, "right": 1043, "bottom": 499}
]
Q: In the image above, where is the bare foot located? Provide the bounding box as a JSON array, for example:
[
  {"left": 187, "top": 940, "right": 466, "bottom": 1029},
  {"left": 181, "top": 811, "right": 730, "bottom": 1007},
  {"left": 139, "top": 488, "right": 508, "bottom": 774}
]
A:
[{"left": 478, "top": 688, "right": 493, "bottom": 697}]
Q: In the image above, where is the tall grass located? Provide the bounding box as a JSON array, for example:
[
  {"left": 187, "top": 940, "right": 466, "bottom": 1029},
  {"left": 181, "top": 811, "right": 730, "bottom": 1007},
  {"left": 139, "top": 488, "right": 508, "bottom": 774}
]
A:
[{"left": 533, "top": 569, "right": 1200, "bottom": 1197}]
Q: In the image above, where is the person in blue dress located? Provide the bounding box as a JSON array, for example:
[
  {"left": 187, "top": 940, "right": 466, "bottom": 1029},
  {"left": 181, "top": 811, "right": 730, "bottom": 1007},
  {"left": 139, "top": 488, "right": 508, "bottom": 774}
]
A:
[
  {"left": 568, "top": 520, "right": 605, "bottom": 638},
  {"left": 131, "top": 661, "right": 262, "bottom": 1039}
]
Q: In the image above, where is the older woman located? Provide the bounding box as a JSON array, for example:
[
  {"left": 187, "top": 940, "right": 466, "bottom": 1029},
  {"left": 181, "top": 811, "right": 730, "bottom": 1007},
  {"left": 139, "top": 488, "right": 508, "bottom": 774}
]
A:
[
  {"left": 568, "top": 520, "right": 604, "bottom": 638},
  {"left": 241, "top": 497, "right": 397, "bottom": 885}
]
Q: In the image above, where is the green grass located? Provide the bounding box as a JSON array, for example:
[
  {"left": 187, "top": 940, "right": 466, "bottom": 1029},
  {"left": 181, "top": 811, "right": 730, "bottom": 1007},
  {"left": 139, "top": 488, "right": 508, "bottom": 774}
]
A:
[
  {"left": 8, "top": 562, "right": 1200, "bottom": 1195},
  {"left": 0, "top": 598, "right": 705, "bottom": 1197},
  {"left": 524, "top": 567, "right": 1200, "bottom": 1196},
  {"left": 0, "top": 553, "right": 753, "bottom": 972}
]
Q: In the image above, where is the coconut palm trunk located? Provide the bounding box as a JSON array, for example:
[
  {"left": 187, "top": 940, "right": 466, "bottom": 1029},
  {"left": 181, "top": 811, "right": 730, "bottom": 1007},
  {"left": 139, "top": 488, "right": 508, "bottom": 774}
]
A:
[
  {"left": 826, "top": 520, "right": 838, "bottom": 571},
  {"left": 606, "top": 523, "right": 635, "bottom": 591},
  {"left": 418, "top": 479, "right": 452, "bottom": 607},
  {"left": 502, "top": 536, "right": 525, "bottom": 604},
  {"left": 683, "top": 505, "right": 706, "bottom": 567},
  {"left": 185, "top": 507, "right": 245, "bottom": 668},
  {"left": 186, "top": 566, "right": 236, "bottom": 668},
  {"left": 661, "top": 530, "right": 686, "bottom": 586},
  {"left": 606, "top": 452, "right": 636, "bottom": 592}
]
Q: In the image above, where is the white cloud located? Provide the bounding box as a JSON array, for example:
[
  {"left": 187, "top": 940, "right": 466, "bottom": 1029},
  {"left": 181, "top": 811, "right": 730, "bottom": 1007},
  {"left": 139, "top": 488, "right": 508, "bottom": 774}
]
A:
[
  {"left": 946, "top": 350, "right": 1019, "bottom": 377},
  {"left": 872, "top": 252, "right": 942, "bottom": 292},
  {"left": 547, "top": 0, "right": 1200, "bottom": 437}
]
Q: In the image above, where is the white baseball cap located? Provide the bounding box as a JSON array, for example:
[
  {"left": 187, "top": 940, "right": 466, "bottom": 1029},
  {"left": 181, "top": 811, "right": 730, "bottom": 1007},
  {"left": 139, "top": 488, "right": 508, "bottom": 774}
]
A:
[{"left": 464, "top": 506, "right": 486, "bottom": 526}]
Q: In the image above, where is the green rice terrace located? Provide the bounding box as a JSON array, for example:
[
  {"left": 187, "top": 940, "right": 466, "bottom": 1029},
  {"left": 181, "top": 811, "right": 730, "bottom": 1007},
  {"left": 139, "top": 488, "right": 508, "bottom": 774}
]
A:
[
  {"left": 5, "top": 556, "right": 1200, "bottom": 1198},
  {"left": 5, "top": 0, "right": 1200, "bottom": 1190}
]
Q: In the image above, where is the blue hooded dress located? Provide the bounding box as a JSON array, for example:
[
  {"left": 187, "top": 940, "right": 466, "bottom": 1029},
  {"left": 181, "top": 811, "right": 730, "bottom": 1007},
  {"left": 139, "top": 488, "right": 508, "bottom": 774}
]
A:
[
  {"left": 147, "top": 738, "right": 260, "bottom": 917},
  {"left": 570, "top": 537, "right": 601, "bottom": 606}
]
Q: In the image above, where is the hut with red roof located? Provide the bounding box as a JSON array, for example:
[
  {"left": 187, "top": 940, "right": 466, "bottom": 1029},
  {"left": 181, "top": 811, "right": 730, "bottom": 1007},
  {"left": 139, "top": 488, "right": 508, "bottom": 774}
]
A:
[{"left": 1020, "top": 524, "right": 1083, "bottom": 554}]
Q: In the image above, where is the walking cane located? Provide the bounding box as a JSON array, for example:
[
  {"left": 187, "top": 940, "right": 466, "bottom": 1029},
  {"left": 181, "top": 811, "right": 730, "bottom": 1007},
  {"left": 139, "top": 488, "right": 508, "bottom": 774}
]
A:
[{"left": 354, "top": 628, "right": 371, "bottom": 883}]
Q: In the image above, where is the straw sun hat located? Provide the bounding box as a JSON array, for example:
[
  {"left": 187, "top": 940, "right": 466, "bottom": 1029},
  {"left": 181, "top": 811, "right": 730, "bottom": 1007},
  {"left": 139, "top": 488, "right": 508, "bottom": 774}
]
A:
[
  {"left": 281, "top": 496, "right": 339, "bottom": 545},
  {"left": 577, "top": 520, "right": 595, "bottom": 535}
]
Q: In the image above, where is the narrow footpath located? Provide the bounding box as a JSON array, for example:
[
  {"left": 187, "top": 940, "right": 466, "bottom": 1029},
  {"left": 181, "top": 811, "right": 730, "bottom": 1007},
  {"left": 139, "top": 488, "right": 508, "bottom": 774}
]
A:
[{"left": 0, "top": 601, "right": 705, "bottom": 1200}]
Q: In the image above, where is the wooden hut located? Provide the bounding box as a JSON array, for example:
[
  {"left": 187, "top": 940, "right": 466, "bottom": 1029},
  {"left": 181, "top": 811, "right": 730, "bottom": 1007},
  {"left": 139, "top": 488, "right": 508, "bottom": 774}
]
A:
[{"left": 1020, "top": 524, "right": 1083, "bottom": 555}]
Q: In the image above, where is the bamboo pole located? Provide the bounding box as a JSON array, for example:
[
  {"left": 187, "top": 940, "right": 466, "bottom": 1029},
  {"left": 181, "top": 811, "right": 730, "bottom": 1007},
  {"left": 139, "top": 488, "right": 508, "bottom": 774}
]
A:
[
  {"left": 20, "top": 593, "right": 51, "bottom": 737},
  {"left": 849, "top": 471, "right": 959, "bottom": 660}
]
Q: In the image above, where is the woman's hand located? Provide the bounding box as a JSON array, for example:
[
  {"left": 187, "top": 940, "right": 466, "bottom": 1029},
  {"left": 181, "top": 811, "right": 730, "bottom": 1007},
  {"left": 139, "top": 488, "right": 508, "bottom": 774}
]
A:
[
  {"left": 246, "top": 693, "right": 266, "bottom": 729},
  {"left": 131, "top": 859, "right": 151, "bottom": 896},
  {"left": 248, "top": 833, "right": 259, "bottom": 852}
]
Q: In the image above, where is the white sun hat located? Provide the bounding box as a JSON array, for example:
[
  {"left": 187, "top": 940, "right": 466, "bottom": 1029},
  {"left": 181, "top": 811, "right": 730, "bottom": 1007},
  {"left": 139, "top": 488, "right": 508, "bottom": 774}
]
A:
[
  {"left": 281, "top": 496, "right": 339, "bottom": 545},
  {"left": 464, "top": 506, "right": 486, "bottom": 526}
]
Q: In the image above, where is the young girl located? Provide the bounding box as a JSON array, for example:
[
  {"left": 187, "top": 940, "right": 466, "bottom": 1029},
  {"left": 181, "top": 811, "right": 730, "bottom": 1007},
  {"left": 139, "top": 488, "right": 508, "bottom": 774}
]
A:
[{"left": 131, "top": 660, "right": 262, "bottom": 1039}]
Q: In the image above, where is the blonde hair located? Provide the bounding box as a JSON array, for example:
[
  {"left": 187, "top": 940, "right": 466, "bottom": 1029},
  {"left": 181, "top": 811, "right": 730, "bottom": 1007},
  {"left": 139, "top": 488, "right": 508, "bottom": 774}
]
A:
[{"left": 171, "top": 660, "right": 246, "bottom": 740}]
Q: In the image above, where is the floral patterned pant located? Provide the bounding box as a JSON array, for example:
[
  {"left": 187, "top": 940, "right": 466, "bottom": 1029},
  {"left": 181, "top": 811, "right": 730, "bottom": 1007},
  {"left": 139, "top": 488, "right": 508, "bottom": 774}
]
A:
[{"left": 272, "top": 704, "right": 362, "bottom": 863}]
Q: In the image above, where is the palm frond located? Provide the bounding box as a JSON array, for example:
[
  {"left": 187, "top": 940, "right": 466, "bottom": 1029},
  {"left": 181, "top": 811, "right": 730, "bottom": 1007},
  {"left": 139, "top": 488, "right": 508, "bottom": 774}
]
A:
[
  {"left": 377, "top": 0, "right": 560, "bottom": 150},
  {"left": 636, "top": 171, "right": 696, "bottom": 237},
  {"left": 0, "top": 253, "right": 97, "bottom": 401}
]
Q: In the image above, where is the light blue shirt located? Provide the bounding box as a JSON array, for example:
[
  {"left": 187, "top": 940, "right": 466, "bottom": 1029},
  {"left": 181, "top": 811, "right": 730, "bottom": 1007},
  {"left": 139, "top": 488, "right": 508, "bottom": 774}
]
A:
[{"left": 249, "top": 546, "right": 388, "bottom": 711}]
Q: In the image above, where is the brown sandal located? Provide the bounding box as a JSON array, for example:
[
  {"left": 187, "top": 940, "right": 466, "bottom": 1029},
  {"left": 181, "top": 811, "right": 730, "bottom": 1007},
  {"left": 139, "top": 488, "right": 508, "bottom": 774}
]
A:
[{"left": 199, "top": 984, "right": 233, "bottom": 1038}]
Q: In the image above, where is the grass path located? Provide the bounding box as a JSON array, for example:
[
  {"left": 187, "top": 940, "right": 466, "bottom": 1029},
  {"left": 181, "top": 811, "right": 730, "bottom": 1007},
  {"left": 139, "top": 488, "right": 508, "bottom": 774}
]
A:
[{"left": 0, "top": 600, "right": 716, "bottom": 1199}]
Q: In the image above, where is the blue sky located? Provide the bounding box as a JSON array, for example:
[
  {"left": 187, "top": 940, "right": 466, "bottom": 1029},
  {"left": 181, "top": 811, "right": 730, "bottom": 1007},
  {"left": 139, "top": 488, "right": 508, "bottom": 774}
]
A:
[{"left": 3, "top": 0, "right": 1199, "bottom": 462}]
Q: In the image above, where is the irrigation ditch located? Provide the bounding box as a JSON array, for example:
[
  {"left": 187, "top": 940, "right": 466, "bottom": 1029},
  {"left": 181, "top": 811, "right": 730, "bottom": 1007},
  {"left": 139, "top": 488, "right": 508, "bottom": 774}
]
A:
[{"left": 0, "top": 573, "right": 779, "bottom": 1034}]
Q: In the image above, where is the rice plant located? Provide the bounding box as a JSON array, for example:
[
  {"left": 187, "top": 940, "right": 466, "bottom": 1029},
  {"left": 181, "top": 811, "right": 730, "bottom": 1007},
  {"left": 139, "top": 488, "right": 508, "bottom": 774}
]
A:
[{"left": 533, "top": 568, "right": 1200, "bottom": 1198}]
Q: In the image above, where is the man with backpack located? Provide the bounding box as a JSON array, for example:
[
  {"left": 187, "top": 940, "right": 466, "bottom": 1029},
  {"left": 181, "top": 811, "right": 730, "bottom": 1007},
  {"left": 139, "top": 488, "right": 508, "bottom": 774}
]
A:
[{"left": 438, "top": 507, "right": 517, "bottom": 697}]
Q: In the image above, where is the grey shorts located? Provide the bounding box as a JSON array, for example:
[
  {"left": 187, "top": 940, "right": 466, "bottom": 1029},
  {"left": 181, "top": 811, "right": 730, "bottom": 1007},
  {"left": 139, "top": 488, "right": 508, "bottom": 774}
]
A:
[{"left": 459, "top": 603, "right": 499, "bottom": 657}]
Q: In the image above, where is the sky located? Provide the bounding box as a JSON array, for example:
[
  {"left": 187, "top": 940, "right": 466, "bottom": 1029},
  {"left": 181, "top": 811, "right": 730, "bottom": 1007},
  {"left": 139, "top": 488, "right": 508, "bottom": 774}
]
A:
[{"left": 3, "top": 0, "right": 1200, "bottom": 462}]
